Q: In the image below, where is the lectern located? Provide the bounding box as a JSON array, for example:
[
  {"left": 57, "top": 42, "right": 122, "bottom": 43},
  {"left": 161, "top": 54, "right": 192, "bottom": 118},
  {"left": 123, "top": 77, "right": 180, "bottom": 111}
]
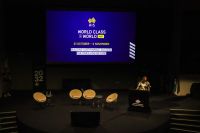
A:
[{"left": 128, "top": 90, "right": 151, "bottom": 112}]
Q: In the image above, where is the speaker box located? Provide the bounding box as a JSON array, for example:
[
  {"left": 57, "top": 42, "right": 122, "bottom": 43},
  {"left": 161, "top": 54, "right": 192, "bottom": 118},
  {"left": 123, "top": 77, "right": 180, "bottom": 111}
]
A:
[
  {"left": 190, "top": 83, "right": 200, "bottom": 99},
  {"left": 70, "top": 111, "right": 100, "bottom": 127}
]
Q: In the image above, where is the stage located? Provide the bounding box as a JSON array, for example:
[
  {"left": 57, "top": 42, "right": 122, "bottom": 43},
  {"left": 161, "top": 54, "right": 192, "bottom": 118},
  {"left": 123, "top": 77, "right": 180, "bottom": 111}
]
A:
[{"left": 1, "top": 90, "right": 199, "bottom": 133}]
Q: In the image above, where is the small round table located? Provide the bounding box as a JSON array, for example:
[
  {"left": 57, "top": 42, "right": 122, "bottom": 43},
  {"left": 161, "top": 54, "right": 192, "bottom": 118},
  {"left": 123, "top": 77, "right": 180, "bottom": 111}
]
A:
[
  {"left": 46, "top": 91, "right": 53, "bottom": 106},
  {"left": 95, "top": 95, "right": 103, "bottom": 108}
]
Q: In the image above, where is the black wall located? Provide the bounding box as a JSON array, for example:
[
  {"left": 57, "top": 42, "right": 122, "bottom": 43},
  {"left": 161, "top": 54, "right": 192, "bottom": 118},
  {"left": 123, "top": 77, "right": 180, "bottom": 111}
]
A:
[
  {"left": 0, "top": 0, "right": 5, "bottom": 58},
  {"left": 2, "top": 0, "right": 200, "bottom": 92},
  {"left": 180, "top": 11, "right": 200, "bottom": 74}
]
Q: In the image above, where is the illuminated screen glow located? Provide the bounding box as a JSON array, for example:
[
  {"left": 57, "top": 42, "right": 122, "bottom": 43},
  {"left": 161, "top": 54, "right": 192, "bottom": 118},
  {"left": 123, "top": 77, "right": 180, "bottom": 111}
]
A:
[{"left": 46, "top": 10, "right": 136, "bottom": 63}]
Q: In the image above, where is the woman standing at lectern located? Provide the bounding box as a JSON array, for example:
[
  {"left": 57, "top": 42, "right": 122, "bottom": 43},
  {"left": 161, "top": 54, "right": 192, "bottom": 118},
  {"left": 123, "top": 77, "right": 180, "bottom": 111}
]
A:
[{"left": 136, "top": 76, "right": 151, "bottom": 91}]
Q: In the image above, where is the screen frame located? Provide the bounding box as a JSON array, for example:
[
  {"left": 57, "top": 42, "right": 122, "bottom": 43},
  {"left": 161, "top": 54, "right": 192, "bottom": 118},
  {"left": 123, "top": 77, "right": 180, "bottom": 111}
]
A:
[{"left": 44, "top": 6, "right": 138, "bottom": 65}]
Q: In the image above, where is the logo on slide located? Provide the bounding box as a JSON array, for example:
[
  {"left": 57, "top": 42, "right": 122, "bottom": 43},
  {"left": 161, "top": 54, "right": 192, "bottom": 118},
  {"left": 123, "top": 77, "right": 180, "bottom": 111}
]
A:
[
  {"left": 88, "top": 17, "right": 96, "bottom": 27},
  {"left": 132, "top": 99, "right": 144, "bottom": 107}
]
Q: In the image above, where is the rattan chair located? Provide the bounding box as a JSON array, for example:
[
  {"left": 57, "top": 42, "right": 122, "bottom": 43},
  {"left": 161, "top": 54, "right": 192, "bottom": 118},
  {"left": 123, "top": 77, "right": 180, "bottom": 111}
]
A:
[
  {"left": 104, "top": 93, "right": 118, "bottom": 109},
  {"left": 69, "top": 89, "right": 82, "bottom": 104},
  {"left": 33, "top": 92, "right": 47, "bottom": 108},
  {"left": 83, "top": 89, "right": 96, "bottom": 106},
  {"left": 106, "top": 93, "right": 118, "bottom": 103}
]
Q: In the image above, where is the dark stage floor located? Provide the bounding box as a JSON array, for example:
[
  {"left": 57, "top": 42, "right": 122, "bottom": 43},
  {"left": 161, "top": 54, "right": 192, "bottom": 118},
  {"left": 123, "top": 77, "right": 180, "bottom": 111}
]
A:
[{"left": 1, "top": 90, "right": 200, "bottom": 133}]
